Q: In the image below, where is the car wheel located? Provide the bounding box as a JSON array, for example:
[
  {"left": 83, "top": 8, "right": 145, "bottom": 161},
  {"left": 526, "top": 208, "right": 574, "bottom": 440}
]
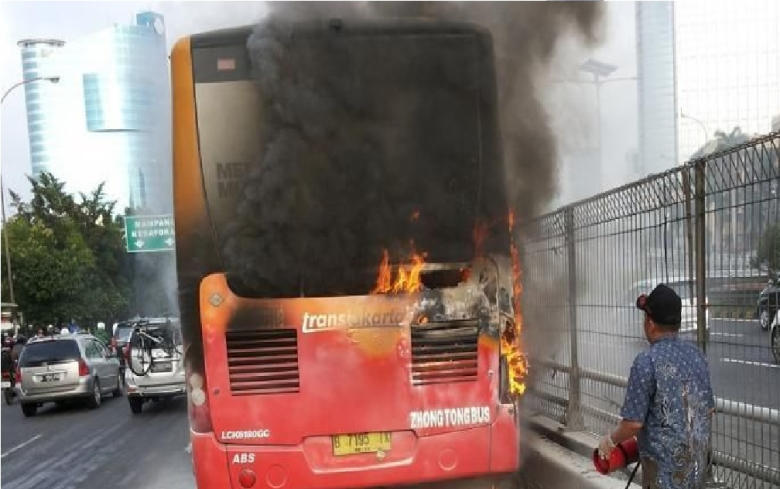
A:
[
  {"left": 87, "top": 378, "right": 102, "bottom": 409},
  {"left": 772, "top": 326, "right": 780, "bottom": 364},
  {"left": 21, "top": 402, "right": 37, "bottom": 417},
  {"left": 112, "top": 375, "right": 123, "bottom": 398},
  {"left": 128, "top": 396, "right": 143, "bottom": 414},
  {"left": 760, "top": 309, "right": 770, "bottom": 330}
]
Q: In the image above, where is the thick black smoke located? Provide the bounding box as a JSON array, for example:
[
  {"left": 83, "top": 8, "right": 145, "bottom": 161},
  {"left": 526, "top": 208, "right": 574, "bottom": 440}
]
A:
[{"left": 221, "top": 2, "right": 603, "bottom": 297}]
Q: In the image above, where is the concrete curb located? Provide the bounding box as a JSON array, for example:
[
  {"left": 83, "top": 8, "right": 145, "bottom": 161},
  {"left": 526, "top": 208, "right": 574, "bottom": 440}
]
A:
[
  {"left": 520, "top": 431, "right": 632, "bottom": 489},
  {"left": 523, "top": 415, "right": 639, "bottom": 488}
]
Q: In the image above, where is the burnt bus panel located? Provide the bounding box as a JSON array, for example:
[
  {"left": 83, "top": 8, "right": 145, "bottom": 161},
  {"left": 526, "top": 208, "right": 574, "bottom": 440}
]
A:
[{"left": 171, "top": 37, "right": 221, "bottom": 372}]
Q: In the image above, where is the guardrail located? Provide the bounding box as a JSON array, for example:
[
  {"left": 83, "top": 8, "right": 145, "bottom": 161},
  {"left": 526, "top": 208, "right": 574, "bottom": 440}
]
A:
[
  {"left": 520, "top": 132, "right": 780, "bottom": 489},
  {"left": 534, "top": 358, "right": 780, "bottom": 427}
]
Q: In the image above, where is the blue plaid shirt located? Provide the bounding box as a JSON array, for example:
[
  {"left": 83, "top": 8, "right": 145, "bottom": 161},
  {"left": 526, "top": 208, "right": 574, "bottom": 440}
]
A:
[{"left": 621, "top": 336, "right": 714, "bottom": 489}]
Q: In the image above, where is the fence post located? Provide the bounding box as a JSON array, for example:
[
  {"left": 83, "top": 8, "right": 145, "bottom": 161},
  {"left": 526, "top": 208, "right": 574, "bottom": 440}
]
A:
[
  {"left": 694, "top": 160, "right": 708, "bottom": 353},
  {"left": 683, "top": 169, "right": 696, "bottom": 306},
  {"left": 564, "top": 207, "right": 584, "bottom": 430}
]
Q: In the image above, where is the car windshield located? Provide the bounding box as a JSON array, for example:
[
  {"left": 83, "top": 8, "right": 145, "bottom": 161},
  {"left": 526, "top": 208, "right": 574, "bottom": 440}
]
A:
[
  {"left": 20, "top": 340, "right": 80, "bottom": 367},
  {"left": 114, "top": 326, "right": 133, "bottom": 343}
]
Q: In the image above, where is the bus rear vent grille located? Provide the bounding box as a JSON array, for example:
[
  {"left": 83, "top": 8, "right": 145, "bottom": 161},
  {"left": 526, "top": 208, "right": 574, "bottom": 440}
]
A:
[
  {"left": 411, "top": 319, "right": 479, "bottom": 385},
  {"left": 225, "top": 329, "right": 299, "bottom": 395}
]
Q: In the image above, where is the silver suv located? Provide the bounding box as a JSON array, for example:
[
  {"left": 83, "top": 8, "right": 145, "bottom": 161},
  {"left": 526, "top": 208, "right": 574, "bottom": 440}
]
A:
[
  {"left": 17, "top": 334, "right": 121, "bottom": 416},
  {"left": 124, "top": 318, "right": 185, "bottom": 414}
]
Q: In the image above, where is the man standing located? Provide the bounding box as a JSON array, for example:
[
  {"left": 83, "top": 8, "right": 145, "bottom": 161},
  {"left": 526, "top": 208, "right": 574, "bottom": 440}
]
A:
[{"left": 598, "top": 284, "right": 714, "bottom": 489}]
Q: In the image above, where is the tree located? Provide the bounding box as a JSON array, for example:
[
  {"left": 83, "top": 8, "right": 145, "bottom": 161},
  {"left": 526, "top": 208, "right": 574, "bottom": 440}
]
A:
[
  {"left": 1, "top": 173, "right": 131, "bottom": 327},
  {"left": 690, "top": 126, "right": 752, "bottom": 159}
]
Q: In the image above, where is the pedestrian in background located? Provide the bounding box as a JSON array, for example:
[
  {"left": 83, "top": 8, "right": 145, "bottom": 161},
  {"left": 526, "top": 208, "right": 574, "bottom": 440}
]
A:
[
  {"left": 597, "top": 284, "right": 714, "bottom": 489},
  {"left": 10, "top": 336, "right": 26, "bottom": 364}
]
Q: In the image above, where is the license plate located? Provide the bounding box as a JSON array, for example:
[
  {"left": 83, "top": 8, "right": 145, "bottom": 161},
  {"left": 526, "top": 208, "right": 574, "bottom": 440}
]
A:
[
  {"left": 0, "top": 381, "right": 10, "bottom": 388},
  {"left": 332, "top": 432, "right": 391, "bottom": 456},
  {"left": 40, "top": 374, "right": 61, "bottom": 382},
  {"left": 150, "top": 362, "right": 172, "bottom": 373}
]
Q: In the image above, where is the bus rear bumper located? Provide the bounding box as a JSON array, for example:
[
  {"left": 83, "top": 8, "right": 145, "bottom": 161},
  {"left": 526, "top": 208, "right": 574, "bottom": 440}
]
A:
[{"left": 191, "top": 405, "right": 519, "bottom": 489}]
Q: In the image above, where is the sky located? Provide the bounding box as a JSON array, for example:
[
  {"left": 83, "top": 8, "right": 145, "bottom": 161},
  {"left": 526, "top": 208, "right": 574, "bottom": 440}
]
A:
[{"left": 0, "top": 1, "right": 637, "bottom": 214}]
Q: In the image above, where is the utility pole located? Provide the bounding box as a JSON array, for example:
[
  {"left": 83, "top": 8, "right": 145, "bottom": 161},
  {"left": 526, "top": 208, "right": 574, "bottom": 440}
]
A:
[{"left": 1, "top": 75, "right": 60, "bottom": 303}]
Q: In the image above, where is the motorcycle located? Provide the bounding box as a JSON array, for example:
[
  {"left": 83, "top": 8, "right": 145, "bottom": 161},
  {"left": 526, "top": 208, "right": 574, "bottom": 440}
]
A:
[{"left": 1, "top": 348, "right": 16, "bottom": 405}]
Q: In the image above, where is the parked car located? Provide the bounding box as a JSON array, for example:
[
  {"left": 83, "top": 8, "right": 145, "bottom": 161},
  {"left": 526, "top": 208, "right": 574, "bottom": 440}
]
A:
[
  {"left": 629, "top": 278, "right": 709, "bottom": 333},
  {"left": 17, "top": 333, "right": 121, "bottom": 416},
  {"left": 771, "top": 310, "right": 780, "bottom": 364},
  {"left": 757, "top": 276, "right": 780, "bottom": 331},
  {"left": 124, "top": 318, "right": 185, "bottom": 414}
]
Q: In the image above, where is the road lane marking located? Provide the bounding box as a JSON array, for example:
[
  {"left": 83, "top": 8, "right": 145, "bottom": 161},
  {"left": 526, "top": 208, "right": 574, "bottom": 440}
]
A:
[
  {"left": 710, "top": 332, "right": 744, "bottom": 338},
  {"left": 1, "top": 434, "right": 42, "bottom": 459},
  {"left": 721, "top": 358, "right": 780, "bottom": 369},
  {"left": 711, "top": 318, "right": 756, "bottom": 323}
]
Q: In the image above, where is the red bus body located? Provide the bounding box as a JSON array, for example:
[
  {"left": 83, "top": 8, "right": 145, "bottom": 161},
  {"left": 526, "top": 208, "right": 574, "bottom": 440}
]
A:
[
  {"left": 190, "top": 272, "right": 518, "bottom": 489},
  {"left": 173, "top": 20, "right": 521, "bottom": 489}
]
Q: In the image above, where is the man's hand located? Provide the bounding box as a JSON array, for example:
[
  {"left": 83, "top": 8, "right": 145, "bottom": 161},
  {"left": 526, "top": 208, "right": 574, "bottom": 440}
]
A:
[{"left": 598, "top": 434, "right": 616, "bottom": 460}]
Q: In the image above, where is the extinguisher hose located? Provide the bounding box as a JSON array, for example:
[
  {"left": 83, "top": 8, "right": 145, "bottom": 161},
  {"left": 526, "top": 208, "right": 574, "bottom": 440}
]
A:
[
  {"left": 613, "top": 441, "right": 639, "bottom": 488},
  {"left": 625, "top": 462, "right": 640, "bottom": 489}
]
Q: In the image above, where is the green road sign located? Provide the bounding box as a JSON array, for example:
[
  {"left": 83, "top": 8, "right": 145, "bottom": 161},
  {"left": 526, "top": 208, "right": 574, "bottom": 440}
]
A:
[{"left": 124, "top": 214, "right": 175, "bottom": 253}]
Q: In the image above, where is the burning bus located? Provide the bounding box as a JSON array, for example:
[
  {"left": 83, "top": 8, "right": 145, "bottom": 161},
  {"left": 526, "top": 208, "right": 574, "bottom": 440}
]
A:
[{"left": 173, "top": 18, "right": 527, "bottom": 489}]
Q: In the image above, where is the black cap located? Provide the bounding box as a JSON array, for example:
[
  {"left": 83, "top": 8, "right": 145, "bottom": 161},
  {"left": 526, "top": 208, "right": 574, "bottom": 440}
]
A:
[{"left": 636, "top": 283, "right": 682, "bottom": 326}]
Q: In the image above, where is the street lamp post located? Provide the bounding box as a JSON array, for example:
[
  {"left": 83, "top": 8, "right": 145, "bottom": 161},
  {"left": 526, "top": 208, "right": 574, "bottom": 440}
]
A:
[
  {"left": 554, "top": 59, "right": 636, "bottom": 191},
  {"left": 680, "top": 111, "right": 709, "bottom": 150},
  {"left": 578, "top": 59, "right": 618, "bottom": 190},
  {"left": 1, "top": 76, "right": 60, "bottom": 104},
  {"left": 1, "top": 75, "right": 60, "bottom": 304}
]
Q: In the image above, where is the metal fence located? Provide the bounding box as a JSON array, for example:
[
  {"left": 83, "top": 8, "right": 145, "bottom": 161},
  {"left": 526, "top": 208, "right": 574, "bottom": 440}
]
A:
[{"left": 520, "top": 132, "right": 780, "bottom": 488}]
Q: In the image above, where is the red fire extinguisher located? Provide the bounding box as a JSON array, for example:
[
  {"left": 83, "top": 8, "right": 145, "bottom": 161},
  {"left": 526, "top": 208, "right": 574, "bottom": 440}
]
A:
[{"left": 592, "top": 437, "right": 639, "bottom": 474}]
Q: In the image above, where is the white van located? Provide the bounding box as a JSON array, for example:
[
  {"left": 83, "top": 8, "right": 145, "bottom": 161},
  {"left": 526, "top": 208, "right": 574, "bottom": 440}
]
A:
[{"left": 123, "top": 318, "right": 185, "bottom": 414}]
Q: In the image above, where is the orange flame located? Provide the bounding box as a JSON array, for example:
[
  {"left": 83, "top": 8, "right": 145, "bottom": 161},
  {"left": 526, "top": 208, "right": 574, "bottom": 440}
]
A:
[
  {"left": 504, "top": 209, "right": 528, "bottom": 397},
  {"left": 371, "top": 247, "right": 427, "bottom": 294}
]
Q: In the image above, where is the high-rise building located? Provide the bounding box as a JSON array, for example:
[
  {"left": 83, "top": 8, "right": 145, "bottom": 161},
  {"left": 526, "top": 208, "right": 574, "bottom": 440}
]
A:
[
  {"left": 675, "top": 0, "right": 780, "bottom": 161},
  {"left": 636, "top": 1, "right": 780, "bottom": 167},
  {"left": 18, "top": 11, "right": 170, "bottom": 213},
  {"left": 636, "top": 2, "right": 677, "bottom": 175},
  {"left": 17, "top": 38, "right": 65, "bottom": 178}
]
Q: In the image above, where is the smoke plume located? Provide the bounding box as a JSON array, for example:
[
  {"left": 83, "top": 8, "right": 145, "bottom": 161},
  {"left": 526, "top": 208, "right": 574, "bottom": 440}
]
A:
[{"left": 221, "top": 2, "right": 603, "bottom": 297}]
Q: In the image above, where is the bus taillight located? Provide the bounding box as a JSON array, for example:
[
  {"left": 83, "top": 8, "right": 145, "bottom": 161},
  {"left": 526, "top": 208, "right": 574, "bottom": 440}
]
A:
[{"left": 187, "top": 370, "right": 213, "bottom": 433}]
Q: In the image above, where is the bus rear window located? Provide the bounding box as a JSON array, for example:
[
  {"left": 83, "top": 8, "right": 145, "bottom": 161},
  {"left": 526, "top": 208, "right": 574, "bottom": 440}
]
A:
[{"left": 193, "top": 25, "right": 507, "bottom": 297}]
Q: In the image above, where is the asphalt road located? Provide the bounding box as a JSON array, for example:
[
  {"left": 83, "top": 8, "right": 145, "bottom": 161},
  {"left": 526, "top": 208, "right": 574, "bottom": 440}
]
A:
[
  {"left": 1, "top": 392, "right": 194, "bottom": 489},
  {"left": 574, "top": 317, "right": 779, "bottom": 409}
]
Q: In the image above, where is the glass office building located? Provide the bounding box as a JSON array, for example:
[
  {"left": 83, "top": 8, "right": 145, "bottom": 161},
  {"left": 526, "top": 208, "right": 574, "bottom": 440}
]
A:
[
  {"left": 18, "top": 12, "right": 170, "bottom": 213},
  {"left": 18, "top": 38, "right": 65, "bottom": 178},
  {"left": 636, "top": 2, "right": 677, "bottom": 174}
]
